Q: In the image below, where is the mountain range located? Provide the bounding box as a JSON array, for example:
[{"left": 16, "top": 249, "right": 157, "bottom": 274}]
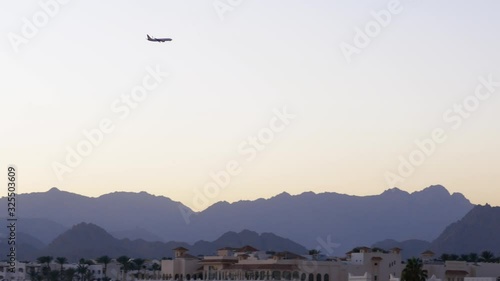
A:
[
  {"left": 1, "top": 224, "right": 307, "bottom": 262},
  {"left": 430, "top": 204, "right": 500, "bottom": 254},
  {"left": 0, "top": 185, "right": 475, "bottom": 256},
  {"left": 372, "top": 204, "right": 500, "bottom": 258}
]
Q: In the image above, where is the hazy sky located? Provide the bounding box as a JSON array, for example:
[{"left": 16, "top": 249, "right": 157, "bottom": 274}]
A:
[{"left": 1, "top": 1, "right": 499, "bottom": 211}]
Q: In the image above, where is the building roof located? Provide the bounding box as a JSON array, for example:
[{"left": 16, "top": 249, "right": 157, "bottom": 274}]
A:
[
  {"left": 273, "top": 251, "right": 307, "bottom": 260},
  {"left": 200, "top": 258, "right": 239, "bottom": 264},
  {"left": 227, "top": 264, "right": 300, "bottom": 271},
  {"left": 173, "top": 247, "right": 189, "bottom": 251},
  {"left": 445, "top": 270, "right": 469, "bottom": 275},
  {"left": 179, "top": 253, "right": 198, "bottom": 259},
  {"left": 421, "top": 250, "right": 435, "bottom": 255},
  {"left": 218, "top": 247, "right": 236, "bottom": 251}
]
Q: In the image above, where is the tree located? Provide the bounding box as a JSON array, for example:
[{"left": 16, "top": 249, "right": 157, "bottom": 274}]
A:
[
  {"left": 49, "top": 271, "right": 60, "bottom": 281},
  {"left": 37, "top": 256, "right": 54, "bottom": 281},
  {"left": 151, "top": 263, "right": 161, "bottom": 279},
  {"left": 97, "top": 255, "right": 112, "bottom": 281},
  {"left": 439, "top": 253, "right": 450, "bottom": 261},
  {"left": 469, "top": 252, "right": 479, "bottom": 263},
  {"left": 459, "top": 254, "right": 469, "bottom": 262},
  {"left": 133, "top": 258, "right": 146, "bottom": 279},
  {"left": 308, "top": 249, "right": 320, "bottom": 255},
  {"left": 401, "top": 258, "right": 427, "bottom": 281},
  {"left": 480, "top": 251, "right": 495, "bottom": 263},
  {"left": 29, "top": 267, "right": 42, "bottom": 281},
  {"left": 117, "top": 256, "right": 131, "bottom": 281},
  {"left": 56, "top": 257, "right": 67, "bottom": 277},
  {"left": 64, "top": 268, "right": 77, "bottom": 281},
  {"left": 308, "top": 249, "right": 321, "bottom": 260},
  {"left": 76, "top": 263, "right": 89, "bottom": 281}
]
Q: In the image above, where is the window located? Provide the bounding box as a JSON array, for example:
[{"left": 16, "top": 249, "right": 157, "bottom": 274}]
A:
[
  {"left": 316, "top": 274, "right": 322, "bottom": 281},
  {"left": 374, "top": 276, "right": 377, "bottom": 281},
  {"left": 324, "top": 274, "right": 329, "bottom": 281}
]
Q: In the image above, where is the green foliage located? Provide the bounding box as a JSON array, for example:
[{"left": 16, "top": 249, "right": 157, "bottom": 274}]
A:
[
  {"left": 402, "top": 258, "right": 427, "bottom": 281},
  {"left": 480, "top": 251, "right": 495, "bottom": 262}
]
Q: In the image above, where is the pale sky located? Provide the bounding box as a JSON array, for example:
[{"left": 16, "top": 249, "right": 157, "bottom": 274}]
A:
[{"left": 1, "top": 0, "right": 499, "bottom": 211}]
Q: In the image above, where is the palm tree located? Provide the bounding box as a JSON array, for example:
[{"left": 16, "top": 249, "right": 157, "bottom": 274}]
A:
[
  {"left": 401, "top": 258, "right": 428, "bottom": 281},
  {"left": 308, "top": 249, "right": 321, "bottom": 260},
  {"left": 97, "top": 255, "right": 112, "bottom": 281},
  {"left": 117, "top": 256, "right": 131, "bottom": 281},
  {"left": 37, "top": 256, "right": 54, "bottom": 281},
  {"left": 459, "top": 254, "right": 469, "bottom": 262},
  {"left": 151, "top": 263, "right": 161, "bottom": 279},
  {"left": 469, "top": 252, "right": 479, "bottom": 263},
  {"left": 56, "top": 257, "right": 67, "bottom": 278},
  {"left": 440, "top": 253, "right": 450, "bottom": 261},
  {"left": 29, "top": 267, "right": 42, "bottom": 281},
  {"left": 76, "top": 263, "right": 89, "bottom": 281},
  {"left": 64, "top": 268, "right": 77, "bottom": 281},
  {"left": 49, "top": 271, "right": 60, "bottom": 281},
  {"left": 133, "top": 258, "right": 146, "bottom": 279},
  {"left": 480, "top": 251, "right": 495, "bottom": 263}
]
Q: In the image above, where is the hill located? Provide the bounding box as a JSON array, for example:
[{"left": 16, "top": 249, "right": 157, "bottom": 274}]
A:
[
  {"left": 35, "top": 223, "right": 307, "bottom": 261},
  {"left": 189, "top": 185, "right": 472, "bottom": 253},
  {"left": 372, "top": 239, "right": 431, "bottom": 259},
  {"left": 0, "top": 185, "right": 473, "bottom": 254},
  {"left": 430, "top": 204, "right": 500, "bottom": 254}
]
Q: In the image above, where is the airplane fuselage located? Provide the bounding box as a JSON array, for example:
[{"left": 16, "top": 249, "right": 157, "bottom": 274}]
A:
[{"left": 147, "top": 35, "right": 172, "bottom": 42}]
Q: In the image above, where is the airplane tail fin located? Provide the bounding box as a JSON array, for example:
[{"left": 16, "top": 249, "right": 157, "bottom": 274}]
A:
[{"left": 147, "top": 34, "right": 151, "bottom": 39}]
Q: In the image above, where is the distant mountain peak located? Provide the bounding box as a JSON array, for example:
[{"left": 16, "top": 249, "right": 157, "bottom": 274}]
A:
[
  {"left": 239, "top": 229, "right": 258, "bottom": 235},
  {"left": 381, "top": 187, "right": 409, "bottom": 196},
  {"left": 273, "top": 192, "right": 292, "bottom": 199},
  {"left": 68, "top": 222, "right": 111, "bottom": 234},
  {"left": 421, "top": 185, "right": 450, "bottom": 195},
  {"left": 407, "top": 185, "right": 455, "bottom": 201},
  {"left": 430, "top": 204, "right": 500, "bottom": 254},
  {"left": 48, "top": 187, "right": 61, "bottom": 192}
]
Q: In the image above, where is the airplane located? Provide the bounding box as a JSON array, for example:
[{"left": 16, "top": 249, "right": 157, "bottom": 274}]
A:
[{"left": 147, "top": 34, "right": 172, "bottom": 42}]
